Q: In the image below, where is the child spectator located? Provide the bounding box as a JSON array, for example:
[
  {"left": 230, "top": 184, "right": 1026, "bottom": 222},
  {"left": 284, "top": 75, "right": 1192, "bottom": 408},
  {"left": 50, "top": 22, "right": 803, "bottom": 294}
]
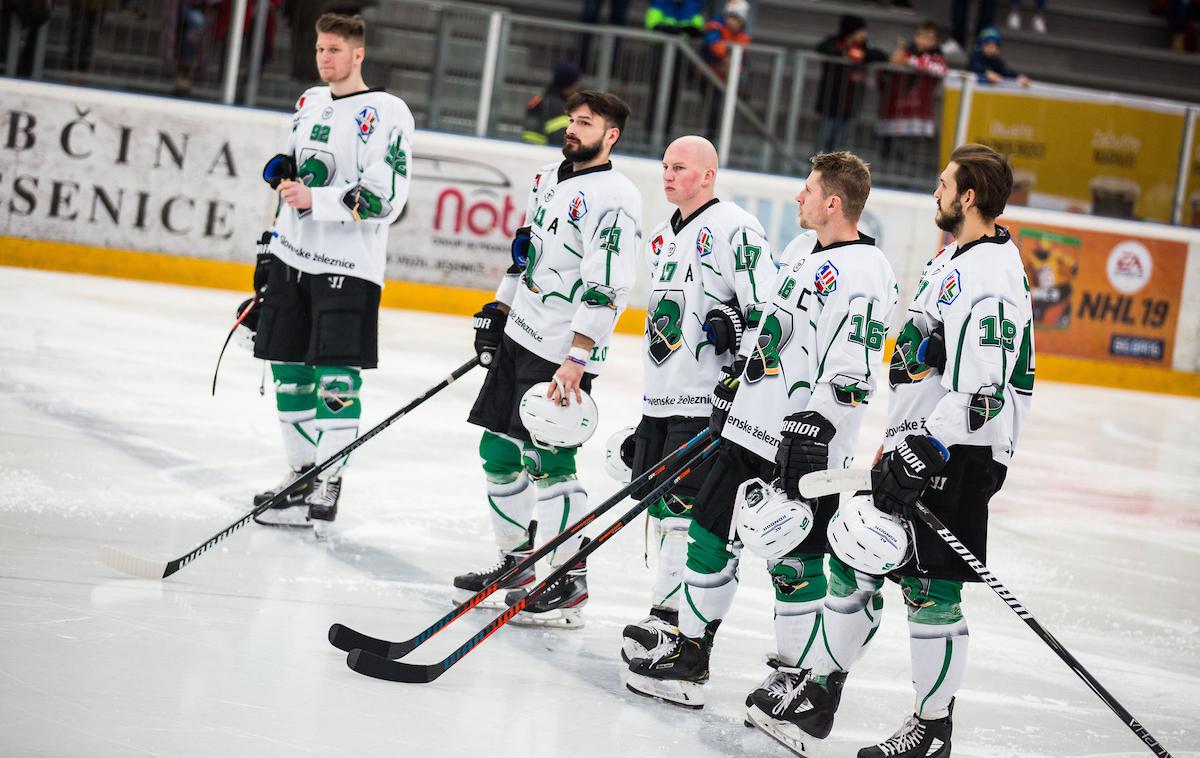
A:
[
  {"left": 700, "top": 0, "right": 751, "bottom": 138},
  {"left": 814, "top": 14, "right": 888, "bottom": 153},
  {"left": 968, "top": 26, "right": 1030, "bottom": 86},
  {"left": 877, "top": 19, "right": 948, "bottom": 168}
]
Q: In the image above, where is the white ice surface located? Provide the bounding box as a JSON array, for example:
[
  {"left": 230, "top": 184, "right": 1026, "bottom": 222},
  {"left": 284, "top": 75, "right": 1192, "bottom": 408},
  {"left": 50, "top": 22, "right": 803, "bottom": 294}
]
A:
[{"left": 1, "top": 266, "right": 1197, "bottom": 758}]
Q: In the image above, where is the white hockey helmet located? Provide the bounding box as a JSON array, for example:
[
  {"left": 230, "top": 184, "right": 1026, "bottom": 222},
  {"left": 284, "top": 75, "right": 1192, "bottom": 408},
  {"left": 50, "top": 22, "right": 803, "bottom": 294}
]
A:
[
  {"left": 519, "top": 382, "right": 599, "bottom": 449},
  {"left": 735, "top": 478, "right": 814, "bottom": 559},
  {"left": 827, "top": 493, "right": 913, "bottom": 575},
  {"left": 604, "top": 426, "right": 636, "bottom": 483}
]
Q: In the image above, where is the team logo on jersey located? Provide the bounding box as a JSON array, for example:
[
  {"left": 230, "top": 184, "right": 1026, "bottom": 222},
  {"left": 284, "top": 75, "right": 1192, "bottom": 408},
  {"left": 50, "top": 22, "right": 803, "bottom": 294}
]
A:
[
  {"left": 647, "top": 290, "right": 686, "bottom": 365},
  {"left": 650, "top": 234, "right": 665, "bottom": 257},
  {"left": 745, "top": 306, "right": 794, "bottom": 384},
  {"left": 938, "top": 269, "right": 962, "bottom": 306},
  {"left": 814, "top": 260, "right": 839, "bottom": 295},
  {"left": 568, "top": 191, "right": 588, "bottom": 221},
  {"left": 355, "top": 106, "right": 379, "bottom": 142},
  {"left": 295, "top": 94, "right": 306, "bottom": 111},
  {"left": 696, "top": 227, "right": 714, "bottom": 258},
  {"left": 321, "top": 106, "right": 333, "bottom": 120},
  {"left": 532, "top": 174, "right": 542, "bottom": 193}
]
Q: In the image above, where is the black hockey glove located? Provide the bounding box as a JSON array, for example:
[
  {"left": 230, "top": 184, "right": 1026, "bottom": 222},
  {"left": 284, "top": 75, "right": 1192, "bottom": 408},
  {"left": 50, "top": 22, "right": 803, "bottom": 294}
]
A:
[
  {"left": 871, "top": 434, "right": 950, "bottom": 517},
  {"left": 709, "top": 359, "right": 744, "bottom": 438},
  {"left": 775, "top": 411, "right": 836, "bottom": 501},
  {"left": 262, "top": 153, "right": 297, "bottom": 189},
  {"left": 253, "top": 231, "right": 273, "bottom": 296},
  {"left": 511, "top": 226, "right": 532, "bottom": 269},
  {"left": 918, "top": 325, "right": 947, "bottom": 374},
  {"left": 703, "top": 301, "right": 746, "bottom": 356},
  {"left": 473, "top": 301, "right": 507, "bottom": 367}
]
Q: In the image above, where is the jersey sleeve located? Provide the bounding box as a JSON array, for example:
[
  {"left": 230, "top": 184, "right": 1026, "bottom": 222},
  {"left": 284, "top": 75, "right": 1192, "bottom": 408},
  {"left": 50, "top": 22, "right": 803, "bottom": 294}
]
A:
[
  {"left": 310, "top": 101, "right": 413, "bottom": 225},
  {"left": 569, "top": 186, "right": 643, "bottom": 345},
  {"left": 495, "top": 168, "right": 548, "bottom": 307},
  {"left": 728, "top": 223, "right": 774, "bottom": 328}
]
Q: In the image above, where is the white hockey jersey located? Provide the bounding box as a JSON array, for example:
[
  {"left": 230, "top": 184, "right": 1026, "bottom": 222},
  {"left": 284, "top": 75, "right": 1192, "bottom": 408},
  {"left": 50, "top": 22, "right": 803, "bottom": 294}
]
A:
[
  {"left": 883, "top": 226, "right": 1035, "bottom": 465},
  {"left": 641, "top": 199, "right": 775, "bottom": 418},
  {"left": 723, "top": 232, "right": 898, "bottom": 467},
  {"left": 495, "top": 160, "right": 642, "bottom": 373},
  {"left": 268, "top": 86, "right": 414, "bottom": 287}
]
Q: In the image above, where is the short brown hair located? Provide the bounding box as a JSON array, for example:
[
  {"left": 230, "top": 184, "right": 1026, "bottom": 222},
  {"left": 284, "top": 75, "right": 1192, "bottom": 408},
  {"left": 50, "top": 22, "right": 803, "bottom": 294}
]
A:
[
  {"left": 809, "top": 151, "right": 872, "bottom": 221},
  {"left": 949, "top": 143, "right": 1013, "bottom": 220},
  {"left": 316, "top": 13, "right": 365, "bottom": 45},
  {"left": 565, "top": 90, "right": 632, "bottom": 137}
]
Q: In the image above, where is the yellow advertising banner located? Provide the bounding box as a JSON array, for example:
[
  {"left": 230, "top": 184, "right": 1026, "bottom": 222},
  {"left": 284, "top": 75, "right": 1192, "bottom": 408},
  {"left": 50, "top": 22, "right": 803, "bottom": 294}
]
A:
[
  {"left": 942, "top": 84, "right": 1188, "bottom": 224},
  {"left": 1186, "top": 129, "right": 1200, "bottom": 228},
  {"left": 1002, "top": 217, "right": 1188, "bottom": 365}
]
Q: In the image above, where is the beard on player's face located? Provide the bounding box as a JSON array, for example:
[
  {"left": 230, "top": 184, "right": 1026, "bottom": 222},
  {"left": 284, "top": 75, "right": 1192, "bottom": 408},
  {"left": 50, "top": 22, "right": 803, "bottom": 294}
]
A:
[
  {"left": 562, "top": 134, "right": 604, "bottom": 164},
  {"left": 936, "top": 195, "right": 964, "bottom": 234}
]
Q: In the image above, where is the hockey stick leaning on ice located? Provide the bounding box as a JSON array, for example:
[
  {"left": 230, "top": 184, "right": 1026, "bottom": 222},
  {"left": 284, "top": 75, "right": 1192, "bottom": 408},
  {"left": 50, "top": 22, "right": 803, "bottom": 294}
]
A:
[
  {"left": 98, "top": 356, "right": 482, "bottom": 580},
  {"left": 798, "top": 469, "right": 1176, "bottom": 757},
  {"left": 344, "top": 438, "right": 722, "bottom": 683},
  {"left": 327, "top": 428, "right": 713, "bottom": 658}
]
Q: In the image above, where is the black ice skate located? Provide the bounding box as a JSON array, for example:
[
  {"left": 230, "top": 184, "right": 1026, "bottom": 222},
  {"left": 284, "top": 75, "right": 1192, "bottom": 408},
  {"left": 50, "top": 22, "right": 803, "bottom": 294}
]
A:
[
  {"left": 624, "top": 621, "right": 718, "bottom": 709},
  {"left": 746, "top": 669, "right": 848, "bottom": 754},
  {"left": 451, "top": 524, "right": 537, "bottom": 608},
  {"left": 306, "top": 478, "right": 341, "bottom": 539},
  {"left": 621, "top": 605, "right": 679, "bottom": 663},
  {"left": 857, "top": 699, "right": 953, "bottom": 758},
  {"left": 253, "top": 469, "right": 314, "bottom": 528},
  {"left": 505, "top": 553, "right": 588, "bottom": 630}
]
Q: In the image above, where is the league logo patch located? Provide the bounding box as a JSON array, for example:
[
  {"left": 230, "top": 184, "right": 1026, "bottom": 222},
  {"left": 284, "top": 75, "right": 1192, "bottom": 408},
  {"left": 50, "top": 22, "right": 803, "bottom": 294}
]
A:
[
  {"left": 568, "top": 191, "right": 588, "bottom": 221},
  {"left": 295, "top": 95, "right": 306, "bottom": 111},
  {"left": 355, "top": 106, "right": 379, "bottom": 142},
  {"left": 814, "top": 260, "right": 838, "bottom": 295},
  {"left": 650, "top": 234, "right": 665, "bottom": 257},
  {"left": 938, "top": 269, "right": 962, "bottom": 306},
  {"left": 532, "top": 173, "right": 542, "bottom": 193},
  {"left": 696, "top": 227, "right": 714, "bottom": 258}
]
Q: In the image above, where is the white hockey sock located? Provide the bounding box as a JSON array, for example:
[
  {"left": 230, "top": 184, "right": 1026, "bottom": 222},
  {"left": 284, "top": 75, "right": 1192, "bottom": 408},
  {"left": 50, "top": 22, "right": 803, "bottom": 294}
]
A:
[
  {"left": 651, "top": 516, "right": 690, "bottom": 611},
  {"left": 678, "top": 558, "right": 739, "bottom": 639},
  {"left": 910, "top": 620, "right": 969, "bottom": 719},
  {"left": 278, "top": 409, "right": 317, "bottom": 471},
  {"left": 536, "top": 478, "right": 587, "bottom": 566},
  {"left": 486, "top": 474, "right": 536, "bottom": 552},
  {"left": 774, "top": 599, "right": 825, "bottom": 668},
  {"left": 314, "top": 418, "right": 357, "bottom": 482},
  {"left": 817, "top": 589, "right": 884, "bottom": 675}
]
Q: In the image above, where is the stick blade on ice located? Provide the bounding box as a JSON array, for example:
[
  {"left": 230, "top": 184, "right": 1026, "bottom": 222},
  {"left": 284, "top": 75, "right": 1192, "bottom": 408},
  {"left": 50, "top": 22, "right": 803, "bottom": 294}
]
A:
[
  {"left": 346, "top": 648, "right": 439, "bottom": 683},
  {"left": 98, "top": 545, "right": 169, "bottom": 579},
  {"left": 798, "top": 468, "right": 872, "bottom": 500},
  {"left": 328, "top": 623, "right": 395, "bottom": 657}
]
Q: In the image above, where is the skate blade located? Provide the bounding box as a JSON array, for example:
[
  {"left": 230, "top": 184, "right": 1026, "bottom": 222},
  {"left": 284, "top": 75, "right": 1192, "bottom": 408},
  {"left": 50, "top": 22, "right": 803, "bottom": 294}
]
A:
[
  {"left": 311, "top": 519, "right": 334, "bottom": 540},
  {"left": 254, "top": 507, "right": 313, "bottom": 528},
  {"left": 622, "top": 670, "right": 705, "bottom": 709},
  {"left": 746, "top": 704, "right": 817, "bottom": 757},
  {"left": 509, "top": 607, "right": 585, "bottom": 629}
]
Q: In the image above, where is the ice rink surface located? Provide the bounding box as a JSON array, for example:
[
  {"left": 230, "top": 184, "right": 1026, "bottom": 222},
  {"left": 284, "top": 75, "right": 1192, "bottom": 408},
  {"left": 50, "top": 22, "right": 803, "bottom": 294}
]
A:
[{"left": 1, "top": 265, "right": 1198, "bottom": 758}]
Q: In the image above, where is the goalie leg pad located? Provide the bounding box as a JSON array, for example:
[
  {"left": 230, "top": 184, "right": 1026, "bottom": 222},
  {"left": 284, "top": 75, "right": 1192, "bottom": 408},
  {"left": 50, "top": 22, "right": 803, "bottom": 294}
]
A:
[
  {"left": 480, "top": 431, "right": 535, "bottom": 551},
  {"left": 679, "top": 521, "right": 740, "bottom": 639},
  {"left": 815, "top": 556, "right": 885, "bottom": 676}
]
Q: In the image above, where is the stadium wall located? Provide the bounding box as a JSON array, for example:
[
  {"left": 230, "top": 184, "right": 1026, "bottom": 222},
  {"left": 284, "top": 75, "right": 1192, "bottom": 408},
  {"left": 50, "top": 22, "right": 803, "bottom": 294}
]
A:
[{"left": 2, "top": 79, "right": 1198, "bottom": 396}]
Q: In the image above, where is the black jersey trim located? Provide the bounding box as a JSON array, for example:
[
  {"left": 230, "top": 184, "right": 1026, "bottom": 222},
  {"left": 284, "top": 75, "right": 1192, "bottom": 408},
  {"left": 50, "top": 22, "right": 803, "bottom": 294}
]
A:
[
  {"left": 670, "top": 197, "right": 721, "bottom": 235},
  {"left": 813, "top": 232, "right": 876, "bottom": 253},
  {"left": 952, "top": 225, "right": 1011, "bottom": 258},
  {"left": 558, "top": 160, "right": 613, "bottom": 183},
  {"left": 331, "top": 87, "right": 387, "bottom": 101}
]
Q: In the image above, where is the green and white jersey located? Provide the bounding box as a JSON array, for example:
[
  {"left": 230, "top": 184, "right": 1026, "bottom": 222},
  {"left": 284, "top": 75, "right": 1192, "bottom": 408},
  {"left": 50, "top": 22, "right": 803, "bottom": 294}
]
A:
[
  {"left": 723, "top": 231, "right": 898, "bottom": 466},
  {"left": 884, "top": 226, "right": 1035, "bottom": 465},
  {"left": 268, "top": 86, "right": 414, "bottom": 287},
  {"left": 496, "top": 160, "right": 642, "bottom": 373},
  {"left": 642, "top": 198, "right": 774, "bottom": 418}
]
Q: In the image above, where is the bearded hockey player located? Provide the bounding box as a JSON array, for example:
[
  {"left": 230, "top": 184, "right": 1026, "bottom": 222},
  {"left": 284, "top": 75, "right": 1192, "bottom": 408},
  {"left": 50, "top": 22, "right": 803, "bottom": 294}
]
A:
[
  {"left": 252, "top": 13, "right": 413, "bottom": 537},
  {"left": 625, "top": 152, "right": 897, "bottom": 709},
  {"left": 457, "top": 91, "right": 642, "bottom": 628},
  {"left": 617, "top": 135, "right": 776, "bottom": 662}
]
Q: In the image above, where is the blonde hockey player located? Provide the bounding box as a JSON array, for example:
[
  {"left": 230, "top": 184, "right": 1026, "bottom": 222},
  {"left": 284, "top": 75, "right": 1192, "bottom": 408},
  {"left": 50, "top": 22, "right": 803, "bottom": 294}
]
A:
[
  {"left": 626, "top": 152, "right": 898, "bottom": 710},
  {"left": 252, "top": 13, "right": 413, "bottom": 537},
  {"left": 456, "top": 91, "right": 643, "bottom": 628},
  {"left": 615, "top": 136, "right": 776, "bottom": 662}
]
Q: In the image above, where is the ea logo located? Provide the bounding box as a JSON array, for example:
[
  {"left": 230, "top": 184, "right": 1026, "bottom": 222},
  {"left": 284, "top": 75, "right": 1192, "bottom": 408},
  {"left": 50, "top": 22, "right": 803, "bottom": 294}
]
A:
[
  {"left": 667, "top": 243, "right": 677, "bottom": 257},
  {"left": 1106, "top": 241, "right": 1152, "bottom": 294}
]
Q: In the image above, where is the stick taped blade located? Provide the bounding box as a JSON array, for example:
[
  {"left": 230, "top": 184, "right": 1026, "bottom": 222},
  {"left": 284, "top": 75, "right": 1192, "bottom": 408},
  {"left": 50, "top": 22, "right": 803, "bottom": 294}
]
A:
[
  {"left": 98, "top": 545, "right": 169, "bottom": 579},
  {"left": 798, "top": 468, "right": 872, "bottom": 499},
  {"left": 347, "top": 648, "right": 437, "bottom": 683}
]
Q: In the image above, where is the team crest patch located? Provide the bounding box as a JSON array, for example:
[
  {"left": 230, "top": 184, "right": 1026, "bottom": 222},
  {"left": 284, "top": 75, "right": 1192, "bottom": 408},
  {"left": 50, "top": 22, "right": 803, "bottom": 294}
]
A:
[
  {"left": 355, "top": 106, "right": 379, "bottom": 142},
  {"left": 814, "top": 260, "right": 839, "bottom": 295},
  {"left": 568, "top": 191, "right": 588, "bottom": 221},
  {"left": 295, "top": 95, "right": 306, "bottom": 111},
  {"left": 938, "top": 269, "right": 962, "bottom": 306},
  {"left": 650, "top": 234, "right": 665, "bottom": 257},
  {"left": 532, "top": 173, "right": 542, "bottom": 193},
  {"left": 696, "top": 227, "right": 714, "bottom": 258}
]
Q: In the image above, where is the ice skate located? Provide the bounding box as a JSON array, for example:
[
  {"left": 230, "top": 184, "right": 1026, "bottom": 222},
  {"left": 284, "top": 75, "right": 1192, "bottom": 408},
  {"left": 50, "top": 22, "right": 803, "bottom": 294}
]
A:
[
  {"left": 306, "top": 478, "right": 341, "bottom": 539},
  {"left": 747, "top": 669, "right": 847, "bottom": 747},
  {"left": 624, "top": 622, "right": 716, "bottom": 709},
  {"left": 451, "top": 524, "right": 537, "bottom": 608},
  {"left": 620, "top": 606, "right": 679, "bottom": 663},
  {"left": 505, "top": 561, "right": 587, "bottom": 629},
  {"left": 857, "top": 699, "right": 953, "bottom": 758},
  {"left": 253, "top": 469, "right": 314, "bottom": 528}
]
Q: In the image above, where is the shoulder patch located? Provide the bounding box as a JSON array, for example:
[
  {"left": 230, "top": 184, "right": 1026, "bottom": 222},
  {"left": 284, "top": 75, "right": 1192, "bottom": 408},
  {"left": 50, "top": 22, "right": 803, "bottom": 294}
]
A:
[
  {"left": 295, "top": 94, "right": 307, "bottom": 112},
  {"left": 696, "top": 227, "right": 714, "bottom": 257},
  {"left": 568, "top": 191, "right": 588, "bottom": 222},
  {"left": 532, "top": 173, "right": 542, "bottom": 193},
  {"left": 814, "top": 260, "right": 839, "bottom": 295},
  {"left": 355, "top": 106, "right": 379, "bottom": 142},
  {"left": 938, "top": 269, "right": 961, "bottom": 306},
  {"left": 650, "top": 233, "right": 665, "bottom": 257}
]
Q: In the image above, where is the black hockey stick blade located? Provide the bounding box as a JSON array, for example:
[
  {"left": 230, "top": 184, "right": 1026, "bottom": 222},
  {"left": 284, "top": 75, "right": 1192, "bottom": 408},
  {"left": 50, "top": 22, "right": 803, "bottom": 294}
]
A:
[
  {"left": 329, "top": 623, "right": 398, "bottom": 659},
  {"left": 347, "top": 648, "right": 438, "bottom": 683}
]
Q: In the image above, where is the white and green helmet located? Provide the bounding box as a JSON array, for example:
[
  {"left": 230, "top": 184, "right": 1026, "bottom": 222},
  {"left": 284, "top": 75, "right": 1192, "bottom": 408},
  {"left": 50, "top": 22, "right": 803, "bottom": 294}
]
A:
[
  {"left": 734, "top": 477, "right": 814, "bottom": 559},
  {"left": 827, "top": 493, "right": 913, "bottom": 576},
  {"left": 519, "top": 383, "right": 599, "bottom": 449}
]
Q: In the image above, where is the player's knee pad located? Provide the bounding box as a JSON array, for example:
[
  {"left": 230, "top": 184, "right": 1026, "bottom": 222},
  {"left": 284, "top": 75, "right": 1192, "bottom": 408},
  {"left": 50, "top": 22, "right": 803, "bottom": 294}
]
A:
[
  {"left": 521, "top": 442, "right": 577, "bottom": 485},
  {"left": 480, "top": 431, "right": 524, "bottom": 482},
  {"left": 901, "top": 576, "right": 965, "bottom": 626},
  {"left": 271, "top": 362, "right": 316, "bottom": 413},
  {"left": 684, "top": 520, "right": 738, "bottom": 582},
  {"left": 313, "top": 366, "right": 362, "bottom": 420},
  {"left": 826, "top": 555, "right": 885, "bottom": 613},
  {"left": 768, "top": 552, "right": 828, "bottom": 604}
]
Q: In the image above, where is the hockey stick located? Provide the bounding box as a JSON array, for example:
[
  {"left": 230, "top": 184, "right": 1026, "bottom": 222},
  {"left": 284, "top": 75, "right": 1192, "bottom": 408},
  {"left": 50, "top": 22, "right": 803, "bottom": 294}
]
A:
[
  {"left": 799, "top": 467, "right": 871, "bottom": 499},
  {"left": 211, "top": 296, "right": 258, "bottom": 396},
  {"left": 345, "top": 438, "right": 722, "bottom": 683},
  {"left": 327, "top": 428, "right": 713, "bottom": 658},
  {"left": 909, "top": 501, "right": 1176, "bottom": 758},
  {"left": 98, "top": 356, "right": 482, "bottom": 579}
]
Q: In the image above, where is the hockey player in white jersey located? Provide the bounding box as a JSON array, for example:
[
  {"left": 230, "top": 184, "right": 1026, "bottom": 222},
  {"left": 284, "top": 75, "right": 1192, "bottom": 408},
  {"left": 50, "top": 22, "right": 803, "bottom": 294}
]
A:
[
  {"left": 457, "top": 91, "right": 643, "bottom": 627},
  {"left": 626, "top": 152, "right": 898, "bottom": 709},
  {"left": 251, "top": 13, "right": 413, "bottom": 536},
  {"left": 615, "top": 136, "right": 776, "bottom": 661}
]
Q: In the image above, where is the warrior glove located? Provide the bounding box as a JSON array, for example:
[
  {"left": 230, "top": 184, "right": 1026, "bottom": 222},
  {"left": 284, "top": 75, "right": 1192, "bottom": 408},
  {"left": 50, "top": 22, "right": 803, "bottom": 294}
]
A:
[
  {"left": 775, "top": 411, "right": 836, "bottom": 501},
  {"left": 871, "top": 434, "right": 950, "bottom": 518},
  {"left": 473, "top": 301, "right": 507, "bottom": 367},
  {"left": 703, "top": 301, "right": 746, "bottom": 356}
]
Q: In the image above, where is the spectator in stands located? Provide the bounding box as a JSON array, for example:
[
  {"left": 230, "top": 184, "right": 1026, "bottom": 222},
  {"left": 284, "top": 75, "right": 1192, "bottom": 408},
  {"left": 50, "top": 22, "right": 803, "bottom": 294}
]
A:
[
  {"left": 67, "top": 0, "right": 108, "bottom": 74},
  {"left": 1165, "top": 0, "right": 1199, "bottom": 52},
  {"left": 700, "top": 0, "right": 750, "bottom": 138},
  {"left": 1, "top": 0, "right": 51, "bottom": 78},
  {"left": 877, "top": 19, "right": 947, "bottom": 169},
  {"left": 814, "top": 14, "right": 888, "bottom": 153},
  {"left": 968, "top": 26, "right": 1030, "bottom": 86},
  {"left": 645, "top": 0, "right": 706, "bottom": 141},
  {"left": 170, "top": 0, "right": 209, "bottom": 96},
  {"left": 522, "top": 61, "right": 581, "bottom": 146},
  {"left": 579, "top": 0, "right": 631, "bottom": 68},
  {"left": 1007, "top": 0, "right": 1047, "bottom": 34},
  {"left": 950, "top": 0, "right": 996, "bottom": 54}
]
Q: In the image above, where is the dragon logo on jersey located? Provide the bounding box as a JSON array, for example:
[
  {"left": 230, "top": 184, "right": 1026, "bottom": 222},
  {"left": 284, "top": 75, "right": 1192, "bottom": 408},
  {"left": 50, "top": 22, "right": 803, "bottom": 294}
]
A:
[
  {"left": 938, "top": 269, "right": 961, "bottom": 306},
  {"left": 582, "top": 284, "right": 617, "bottom": 310},
  {"left": 646, "top": 290, "right": 686, "bottom": 365},
  {"left": 354, "top": 106, "right": 379, "bottom": 142},
  {"left": 568, "top": 192, "right": 588, "bottom": 221},
  {"left": 814, "top": 260, "right": 839, "bottom": 295},
  {"left": 744, "top": 307, "right": 794, "bottom": 384},
  {"left": 696, "top": 227, "right": 714, "bottom": 258},
  {"left": 769, "top": 558, "right": 810, "bottom": 597},
  {"left": 650, "top": 234, "right": 665, "bottom": 257}
]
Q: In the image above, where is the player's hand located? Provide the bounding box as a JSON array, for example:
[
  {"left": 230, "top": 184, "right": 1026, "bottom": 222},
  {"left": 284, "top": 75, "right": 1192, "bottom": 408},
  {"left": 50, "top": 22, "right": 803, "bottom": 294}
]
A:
[
  {"left": 871, "top": 442, "right": 884, "bottom": 467},
  {"left": 1017, "top": 74, "right": 1031, "bottom": 88},
  {"left": 548, "top": 360, "right": 584, "bottom": 406},
  {"left": 278, "top": 180, "right": 313, "bottom": 210},
  {"left": 775, "top": 411, "right": 836, "bottom": 501},
  {"left": 985, "top": 71, "right": 1003, "bottom": 84},
  {"left": 870, "top": 434, "right": 949, "bottom": 517}
]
